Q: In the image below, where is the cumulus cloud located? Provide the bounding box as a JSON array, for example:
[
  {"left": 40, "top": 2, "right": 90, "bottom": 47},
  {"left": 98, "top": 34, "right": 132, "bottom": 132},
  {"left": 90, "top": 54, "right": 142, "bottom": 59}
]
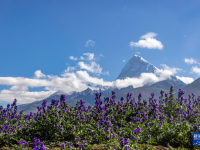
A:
[
  {"left": 61, "top": 66, "right": 77, "bottom": 77},
  {"left": 74, "top": 53, "right": 95, "bottom": 61},
  {"left": 113, "top": 73, "right": 159, "bottom": 89},
  {"left": 176, "top": 76, "right": 194, "bottom": 84},
  {"left": 159, "top": 64, "right": 183, "bottom": 75},
  {"left": 140, "top": 32, "right": 157, "bottom": 39},
  {"left": 85, "top": 40, "right": 95, "bottom": 47},
  {"left": 69, "top": 56, "right": 78, "bottom": 61},
  {"left": 130, "top": 32, "right": 163, "bottom": 50},
  {"left": 83, "top": 53, "right": 94, "bottom": 60},
  {"left": 76, "top": 71, "right": 112, "bottom": 86},
  {"left": 34, "top": 70, "right": 46, "bottom": 78},
  {"left": 80, "top": 56, "right": 84, "bottom": 60},
  {"left": 0, "top": 77, "right": 51, "bottom": 87},
  {"left": 78, "top": 61, "right": 102, "bottom": 74},
  {"left": 184, "top": 58, "right": 200, "bottom": 65},
  {"left": 190, "top": 66, "right": 200, "bottom": 75},
  {"left": 0, "top": 53, "right": 194, "bottom": 105},
  {"left": 10, "top": 85, "right": 29, "bottom": 91}
]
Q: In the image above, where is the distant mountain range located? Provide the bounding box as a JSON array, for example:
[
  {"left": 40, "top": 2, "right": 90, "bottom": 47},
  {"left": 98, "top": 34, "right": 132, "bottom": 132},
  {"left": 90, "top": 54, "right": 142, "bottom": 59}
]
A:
[{"left": 15, "top": 55, "right": 200, "bottom": 115}]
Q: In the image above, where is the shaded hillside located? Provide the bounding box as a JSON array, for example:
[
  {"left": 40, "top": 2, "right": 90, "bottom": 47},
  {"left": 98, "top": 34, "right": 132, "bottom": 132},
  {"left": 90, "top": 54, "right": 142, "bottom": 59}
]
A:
[
  {"left": 17, "top": 90, "right": 95, "bottom": 115},
  {"left": 174, "top": 77, "right": 200, "bottom": 100},
  {"left": 150, "top": 79, "right": 185, "bottom": 91}
]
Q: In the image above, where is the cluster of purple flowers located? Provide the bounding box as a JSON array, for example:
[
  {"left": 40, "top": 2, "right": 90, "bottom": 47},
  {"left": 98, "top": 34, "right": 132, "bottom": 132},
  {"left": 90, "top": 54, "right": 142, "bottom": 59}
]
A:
[
  {"left": 119, "top": 137, "right": 130, "bottom": 150},
  {"left": 17, "top": 137, "right": 46, "bottom": 150}
]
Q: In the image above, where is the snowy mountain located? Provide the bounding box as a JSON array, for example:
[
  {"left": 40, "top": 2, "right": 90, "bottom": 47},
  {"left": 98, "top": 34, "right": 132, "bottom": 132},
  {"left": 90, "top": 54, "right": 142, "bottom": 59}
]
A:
[
  {"left": 116, "top": 55, "right": 186, "bottom": 87},
  {"left": 166, "top": 75, "right": 186, "bottom": 85},
  {"left": 116, "top": 55, "right": 159, "bottom": 80}
]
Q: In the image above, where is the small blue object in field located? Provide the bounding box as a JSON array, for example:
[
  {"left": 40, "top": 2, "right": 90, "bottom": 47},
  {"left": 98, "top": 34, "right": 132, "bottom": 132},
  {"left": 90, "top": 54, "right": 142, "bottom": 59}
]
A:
[{"left": 193, "top": 132, "right": 200, "bottom": 146}]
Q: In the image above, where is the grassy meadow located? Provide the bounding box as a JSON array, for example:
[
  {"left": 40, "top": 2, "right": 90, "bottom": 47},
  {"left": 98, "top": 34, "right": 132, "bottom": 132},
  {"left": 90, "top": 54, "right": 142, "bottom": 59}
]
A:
[{"left": 0, "top": 86, "right": 200, "bottom": 150}]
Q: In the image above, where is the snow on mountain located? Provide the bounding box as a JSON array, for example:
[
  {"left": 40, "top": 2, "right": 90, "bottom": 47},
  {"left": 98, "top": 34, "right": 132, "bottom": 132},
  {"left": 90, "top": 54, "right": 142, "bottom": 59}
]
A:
[
  {"left": 94, "top": 85, "right": 114, "bottom": 91},
  {"left": 166, "top": 75, "right": 186, "bottom": 86},
  {"left": 81, "top": 55, "right": 186, "bottom": 92},
  {"left": 115, "top": 55, "right": 186, "bottom": 87},
  {"left": 116, "top": 55, "right": 159, "bottom": 80}
]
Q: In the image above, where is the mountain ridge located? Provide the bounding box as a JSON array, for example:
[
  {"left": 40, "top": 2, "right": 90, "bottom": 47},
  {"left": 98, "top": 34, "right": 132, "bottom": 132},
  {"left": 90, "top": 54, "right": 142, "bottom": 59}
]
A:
[{"left": 13, "top": 55, "right": 199, "bottom": 115}]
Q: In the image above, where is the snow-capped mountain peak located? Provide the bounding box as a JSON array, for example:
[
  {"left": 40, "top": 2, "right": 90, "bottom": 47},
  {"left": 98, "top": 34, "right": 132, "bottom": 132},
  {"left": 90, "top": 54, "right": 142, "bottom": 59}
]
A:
[
  {"left": 116, "top": 55, "right": 159, "bottom": 80},
  {"left": 134, "top": 55, "right": 148, "bottom": 63}
]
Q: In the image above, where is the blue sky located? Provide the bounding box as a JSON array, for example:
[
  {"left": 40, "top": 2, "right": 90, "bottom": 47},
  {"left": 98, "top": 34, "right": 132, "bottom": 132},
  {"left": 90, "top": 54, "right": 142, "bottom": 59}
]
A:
[{"left": 0, "top": 0, "right": 200, "bottom": 108}]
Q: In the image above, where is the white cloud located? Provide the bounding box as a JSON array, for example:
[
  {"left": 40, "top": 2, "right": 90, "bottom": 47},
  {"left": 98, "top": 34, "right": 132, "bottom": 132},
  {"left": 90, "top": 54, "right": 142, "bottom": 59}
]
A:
[
  {"left": 176, "top": 76, "right": 194, "bottom": 84},
  {"left": 0, "top": 53, "right": 194, "bottom": 105},
  {"left": 10, "top": 85, "right": 28, "bottom": 91},
  {"left": 113, "top": 73, "right": 160, "bottom": 89},
  {"left": 69, "top": 56, "right": 78, "bottom": 61},
  {"left": 0, "top": 90, "right": 55, "bottom": 105},
  {"left": 140, "top": 32, "right": 157, "bottom": 39},
  {"left": 1, "top": 62, "right": 192, "bottom": 105},
  {"left": 78, "top": 61, "right": 102, "bottom": 74},
  {"left": 85, "top": 40, "right": 95, "bottom": 47},
  {"left": 123, "top": 60, "right": 125, "bottom": 63},
  {"left": 83, "top": 53, "right": 94, "bottom": 60},
  {"left": 0, "top": 77, "right": 51, "bottom": 87},
  {"left": 61, "top": 66, "right": 76, "bottom": 77},
  {"left": 152, "top": 64, "right": 193, "bottom": 84},
  {"left": 130, "top": 38, "right": 163, "bottom": 50},
  {"left": 159, "top": 64, "right": 183, "bottom": 75},
  {"left": 76, "top": 71, "right": 112, "bottom": 86},
  {"left": 80, "top": 56, "right": 84, "bottom": 60},
  {"left": 34, "top": 70, "right": 46, "bottom": 78},
  {"left": 77, "top": 53, "right": 95, "bottom": 61},
  {"left": 184, "top": 58, "right": 200, "bottom": 65},
  {"left": 190, "top": 66, "right": 200, "bottom": 75},
  {"left": 130, "top": 32, "right": 163, "bottom": 50}
]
